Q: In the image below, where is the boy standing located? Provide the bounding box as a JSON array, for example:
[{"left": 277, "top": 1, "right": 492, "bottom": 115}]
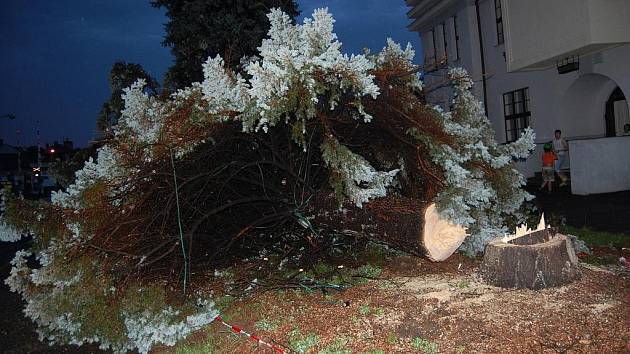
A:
[
  {"left": 540, "top": 143, "right": 556, "bottom": 193},
  {"left": 552, "top": 129, "right": 569, "bottom": 187}
]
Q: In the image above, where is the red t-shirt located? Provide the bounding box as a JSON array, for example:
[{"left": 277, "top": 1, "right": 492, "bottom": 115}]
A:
[{"left": 542, "top": 151, "right": 556, "bottom": 167}]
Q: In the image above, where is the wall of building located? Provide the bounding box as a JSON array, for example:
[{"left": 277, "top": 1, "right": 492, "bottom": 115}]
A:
[
  {"left": 459, "top": 0, "right": 630, "bottom": 178},
  {"left": 421, "top": 1, "right": 482, "bottom": 110},
  {"left": 410, "top": 0, "right": 630, "bottom": 183},
  {"left": 503, "top": 0, "right": 630, "bottom": 71},
  {"left": 487, "top": 49, "right": 630, "bottom": 178},
  {"left": 588, "top": 0, "right": 630, "bottom": 43},
  {"left": 569, "top": 136, "right": 630, "bottom": 194}
]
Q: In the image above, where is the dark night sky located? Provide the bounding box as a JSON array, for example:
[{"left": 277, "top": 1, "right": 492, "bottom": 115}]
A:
[{"left": 0, "top": 1, "right": 421, "bottom": 148}]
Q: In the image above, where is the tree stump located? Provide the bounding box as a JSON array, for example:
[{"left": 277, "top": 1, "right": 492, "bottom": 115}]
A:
[
  {"left": 310, "top": 194, "right": 467, "bottom": 261},
  {"left": 479, "top": 228, "right": 581, "bottom": 289}
]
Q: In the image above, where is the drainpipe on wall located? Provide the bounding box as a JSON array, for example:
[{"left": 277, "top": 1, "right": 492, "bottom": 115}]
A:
[{"left": 475, "top": 0, "right": 489, "bottom": 115}]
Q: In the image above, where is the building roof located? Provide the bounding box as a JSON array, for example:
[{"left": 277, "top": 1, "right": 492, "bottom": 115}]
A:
[{"left": 406, "top": 0, "right": 461, "bottom": 32}]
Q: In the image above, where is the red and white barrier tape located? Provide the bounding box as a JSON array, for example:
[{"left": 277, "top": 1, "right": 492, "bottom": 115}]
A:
[{"left": 213, "top": 315, "right": 288, "bottom": 353}]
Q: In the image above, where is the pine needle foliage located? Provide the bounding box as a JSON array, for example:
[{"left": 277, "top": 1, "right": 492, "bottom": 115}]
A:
[{"left": 0, "top": 8, "right": 534, "bottom": 352}]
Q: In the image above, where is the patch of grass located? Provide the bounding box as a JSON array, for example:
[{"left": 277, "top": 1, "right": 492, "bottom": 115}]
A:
[
  {"left": 354, "top": 264, "right": 382, "bottom": 278},
  {"left": 359, "top": 304, "right": 371, "bottom": 316},
  {"left": 358, "top": 304, "right": 385, "bottom": 318},
  {"left": 254, "top": 316, "right": 280, "bottom": 331},
  {"left": 313, "top": 261, "right": 333, "bottom": 274},
  {"left": 289, "top": 262, "right": 384, "bottom": 289},
  {"left": 362, "top": 350, "right": 385, "bottom": 354},
  {"left": 386, "top": 331, "right": 398, "bottom": 345},
  {"left": 458, "top": 280, "right": 470, "bottom": 288},
  {"left": 450, "top": 279, "right": 470, "bottom": 289},
  {"left": 362, "top": 241, "right": 408, "bottom": 265},
  {"left": 343, "top": 264, "right": 382, "bottom": 286},
  {"left": 318, "top": 335, "right": 352, "bottom": 354},
  {"left": 560, "top": 225, "right": 630, "bottom": 248},
  {"left": 213, "top": 294, "right": 235, "bottom": 311},
  {"left": 376, "top": 281, "right": 393, "bottom": 290},
  {"left": 173, "top": 336, "right": 216, "bottom": 354},
  {"left": 411, "top": 337, "right": 438, "bottom": 354},
  {"left": 289, "top": 329, "right": 321, "bottom": 353},
  {"left": 581, "top": 254, "right": 619, "bottom": 265}
]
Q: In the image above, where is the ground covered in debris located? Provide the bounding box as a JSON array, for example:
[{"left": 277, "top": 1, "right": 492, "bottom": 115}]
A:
[
  {"left": 159, "top": 246, "right": 630, "bottom": 354},
  {"left": 2, "top": 189, "right": 629, "bottom": 353},
  {"left": 2, "top": 238, "right": 629, "bottom": 353}
]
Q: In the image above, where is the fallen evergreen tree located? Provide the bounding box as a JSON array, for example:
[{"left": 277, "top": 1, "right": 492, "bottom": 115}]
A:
[{"left": 0, "top": 8, "right": 534, "bottom": 353}]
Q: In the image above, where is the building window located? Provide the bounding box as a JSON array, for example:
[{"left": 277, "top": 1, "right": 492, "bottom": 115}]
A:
[
  {"left": 441, "top": 22, "right": 447, "bottom": 54},
  {"left": 424, "top": 30, "right": 436, "bottom": 70},
  {"left": 495, "top": 0, "right": 504, "bottom": 44},
  {"left": 453, "top": 15, "right": 460, "bottom": 60},
  {"left": 503, "top": 88, "right": 530, "bottom": 142},
  {"left": 432, "top": 29, "right": 438, "bottom": 64},
  {"left": 436, "top": 23, "right": 447, "bottom": 67}
]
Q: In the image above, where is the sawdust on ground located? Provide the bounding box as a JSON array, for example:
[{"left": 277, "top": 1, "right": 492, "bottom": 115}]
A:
[{"left": 163, "top": 253, "right": 630, "bottom": 353}]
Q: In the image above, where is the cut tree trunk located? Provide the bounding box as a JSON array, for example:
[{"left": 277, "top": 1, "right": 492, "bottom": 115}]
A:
[
  {"left": 309, "top": 194, "right": 467, "bottom": 261},
  {"left": 479, "top": 228, "right": 581, "bottom": 289}
]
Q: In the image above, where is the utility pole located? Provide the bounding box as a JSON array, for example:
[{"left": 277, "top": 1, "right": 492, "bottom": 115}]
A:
[
  {"left": 16, "top": 129, "right": 21, "bottom": 173},
  {"left": 1, "top": 114, "right": 21, "bottom": 194},
  {"left": 36, "top": 119, "right": 41, "bottom": 168}
]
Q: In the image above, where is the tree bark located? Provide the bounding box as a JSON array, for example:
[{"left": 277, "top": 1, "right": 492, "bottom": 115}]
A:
[
  {"left": 309, "top": 194, "right": 467, "bottom": 261},
  {"left": 480, "top": 228, "right": 581, "bottom": 289}
]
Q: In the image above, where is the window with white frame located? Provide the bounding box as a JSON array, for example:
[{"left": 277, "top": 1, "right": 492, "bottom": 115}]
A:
[
  {"left": 503, "top": 88, "right": 530, "bottom": 142},
  {"left": 441, "top": 22, "right": 447, "bottom": 64},
  {"left": 434, "top": 23, "right": 447, "bottom": 67},
  {"left": 495, "top": 0, "right": 504, "bottom": 44},
  {"left": 423, "top": 30, "right": 436, "bottom": 68},
  {"left": 453, "top": 15, "right": 460, "bottom": 61},
  {"left": 432, "top": 29, "right": 438, "bottom": 64}
]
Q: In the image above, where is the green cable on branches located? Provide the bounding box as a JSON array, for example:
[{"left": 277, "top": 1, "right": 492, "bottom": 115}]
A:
[
  {"left": 292, "top": 194, "right": 320, "bottom": 238},
  {"left": 170, "top": 149, "right": 189, "bottom": 296}
]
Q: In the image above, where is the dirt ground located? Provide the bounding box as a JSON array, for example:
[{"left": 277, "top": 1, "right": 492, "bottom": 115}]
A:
[
  {"left": 1, "top": 188, "right": 629, "bottom": 353},
  {"left": 172, "top": 253, "right": 630, "bottom": 354}
]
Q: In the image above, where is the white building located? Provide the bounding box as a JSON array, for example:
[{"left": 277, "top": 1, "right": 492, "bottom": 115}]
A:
[{"left": 407, "top": 0, "right": 630, "bottom": 194}]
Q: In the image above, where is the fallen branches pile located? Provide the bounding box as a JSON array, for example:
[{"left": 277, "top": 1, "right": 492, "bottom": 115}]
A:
[{"left": 0, "top": 8, "right": 535, "bottom": 353}]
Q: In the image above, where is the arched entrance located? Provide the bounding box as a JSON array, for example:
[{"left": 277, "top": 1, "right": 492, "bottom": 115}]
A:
[
  {"left": 561, "top": 77, "right": 630, "bottom": 195},
  {"left": 560, "top": 74, "right": 623, "bottom": 138},
  {"left": 605, "top": 87, "right": 629, "bottom": 137}
]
